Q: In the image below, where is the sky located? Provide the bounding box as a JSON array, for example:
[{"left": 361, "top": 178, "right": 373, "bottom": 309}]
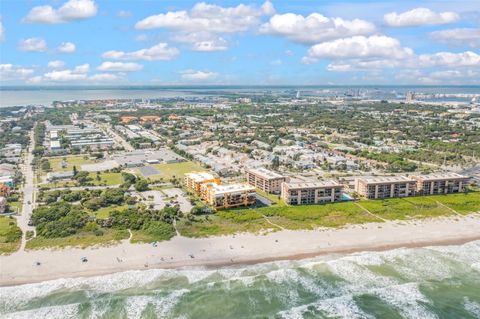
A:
[{"left": 0, "top": 0, "right": 479, "bottom": 86}]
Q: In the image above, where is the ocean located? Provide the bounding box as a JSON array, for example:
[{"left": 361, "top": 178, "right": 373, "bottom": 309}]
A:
[{"left": 1, "top": 240, "right": 479, "bottom": 318}]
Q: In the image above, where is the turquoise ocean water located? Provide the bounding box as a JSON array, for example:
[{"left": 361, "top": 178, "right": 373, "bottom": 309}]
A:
[{"left": 1, "top": 240, "right": 480, "bottom": 318}]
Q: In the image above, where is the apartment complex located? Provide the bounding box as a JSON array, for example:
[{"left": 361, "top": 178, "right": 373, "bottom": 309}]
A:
[
  {"left": 281, "top": 181, "right": 343, "bottom": 205},
  {"left": 411, "top": 173, "right": 469, "bottom": 195},
  {"left": 354, "top": 176, "right": 416, "bottom": 199},
  {"left": 202, "top": 183, "right": 256, "bottom": 209},
  {"left": 245, "top": 167, "right": 288, "bottom": 194},
  {"left": 184, "top": 172, "right": 221, "bottom": 194}
]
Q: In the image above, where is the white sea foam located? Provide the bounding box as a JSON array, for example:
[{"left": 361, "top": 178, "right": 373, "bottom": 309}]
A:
[
  {"left": 3, "top": 303, "right": 80, "bottom": 319},
  {"left": 372, "top": 282, "right": 437, "bottom": 319},
  {"left": 464, "top": 297, "right": 480, "bottom": 318},
  {"left": 277, "top": 294, "right": 374, "bottom": 319}
]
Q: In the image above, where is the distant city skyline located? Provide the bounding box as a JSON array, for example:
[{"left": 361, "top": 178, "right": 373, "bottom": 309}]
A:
[{"left": 1, "top": 0, "right": 479, "bottom": 85}]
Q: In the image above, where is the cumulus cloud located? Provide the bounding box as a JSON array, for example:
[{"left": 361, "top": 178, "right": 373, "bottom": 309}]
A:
[
  {"left": 47, "top": 60, "right": 66, "bottom": 68},
  {"left": 43, "top": 63, "right": 89, "bottom": 81},
  {"left": 417, "top": 51, "right": 480, "bottom": 68},
  {"left": 384, "top": 8, "right": 459, "bottom": 27},
  {"left": 57, "top": 41, "right": 76, "bottom": 53},
  {"left": 260, "top": 13, "right": 376, "bottom": 44},
  {"left": 102, "top": 43, "right": 179, "bottom": 61},
  {"left": 135, "top": 1, "right": 274, "bottom": 52},
  {"left": 180, "top": 69, "right": 218, "bottom": 81},
  {"left": 173, "top": 32, "right": 228, "bottom": 51},
  {"left": 0, "top": 64, "right": 34, "bottom": 81},
  {"left": 430, "top": 28, "right": 480, "bottom": 48},
  {"left": 17, "top": 38, "right": 48, "bottom": 52},
  {"left": 304, "top": 35, "right": 413, "bottom": 63},
  {"left": 97, "top": 61, "right": 143, "bottom": 72},
  {"left": 23, "top": 0, "right": 97, "bottom": 24}
]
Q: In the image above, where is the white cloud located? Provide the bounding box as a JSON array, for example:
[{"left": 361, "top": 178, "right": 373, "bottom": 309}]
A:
[
  {"left": 417, "top": 51, "right": 480, "bottom": 68},
  {"left": 135, "top": 34, "right": 148, "bottom": 42},
  {"left": 180, "top": 69, "right": 218, "bottom": 81},
  {"left": 430, "top": 28, "right": 480, "bottom": 48},
  {"left": 304, "top": 35, "right": 413, "bottom": 62},
  {"left": 173, "top": 32, "right": 228, "bottom": 51},
  {"left": 135, "top": 1, "right": 273, "bottom": 32},
  {"left": 102, "top": 43, "right": 179, "bottom": 61},
  {"left": 117, "top": 10, "right": 132, "bottom": 18},
  {"left": 57, "top": 41, "right": 76, "bottom": 53},
  {"left": 384, "top": 8, "right": 459, "bottom": 27},
  {"left": 0, "top": 64, "right": 34, "bottom": 81},
  {"left": 270, "top": 59, "right": 282, "bottom": 65},
  {"left": 27, "top": 76, "right": 43, "bottom": 84},
  {"left": 97, "top": 61, "right": 143, "bottom": 72},
  {"left": 135, "top": 1, "right": 274, "bottom": 52},
  {"left": 17, "top": 38, "right": 48, "bottom": 52},
  {"left": 0, "top": 18, "right": 5, "bottom": 41},
  {"left": 260, "top": 13, "right": 376, "bottom": 44},
  {"left": 44, "top": 63, "right": 89, "bottom": 81},
  {"left": 23, "top": 0, "right": 97, "bottom": 24},
  {"left": 47, "top": 60, "right": 66, "bottom": 68}
]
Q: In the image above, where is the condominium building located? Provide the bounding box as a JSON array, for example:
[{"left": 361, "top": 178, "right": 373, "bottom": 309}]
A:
[
  {"left": 354, "top": 176, "right": 416, "bottom": 199},
  {"left": 201, "top": 183, "right": 256, "bottom": 209},
  {"left": 245, "top": 167, "right": 288, "bottom": 194},
  {"left": 411, "top": 173, "right": 469, "bottom": 195},
  {"left": 281, "top": 181, "right": 343, "bottom": 205},
  {"left": 184, "top": 172, "right": 221, "bottom": 195}
]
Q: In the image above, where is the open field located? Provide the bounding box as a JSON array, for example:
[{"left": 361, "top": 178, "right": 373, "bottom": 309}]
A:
[
  {"left": 40, "top": 172, "right": 123, "bottom": 188},
  {"left": 25, "top": 229, "right": 129, "bottom": 250},
  {"left": 44, "top": 155, "right": 98, "bottom": 173},
  {"left": 433, "top": 192, "right": 480, "bottom": 214},
  {"left": 139, "top": 161, "right": 206, "bottom": 181},
  {"left": 88, "top": 204, "right": 129, "bottom": 219},
  {"left": 7, "top": 201, "right": 22, "bottom": 214},
  {"left": 0, "top": 216, "right": 22, "bottom": 254}
]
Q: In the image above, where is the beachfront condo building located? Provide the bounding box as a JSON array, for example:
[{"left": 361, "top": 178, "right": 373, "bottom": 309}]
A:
[
  {"left": 354, "top": 176, "right": 416, "bottom": 199},
  {"left": 411, "top": 173, "right": 469, "bottom": 195},
  {"left": 281, "top": 181, "right": 344, "bottom": 205},
  {"left": 184, "top": 172, "right": 221, "bottom": 195},
  {"left": 201, "top": 183, "right": 256, "bottom": 209},
  {"left": 245, "top": 167, "right": 289, "bottom": 194}
]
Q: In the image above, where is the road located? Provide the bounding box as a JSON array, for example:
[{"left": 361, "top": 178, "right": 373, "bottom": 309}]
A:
[
  {"left": 102, "top": 124, "right": 134, "bottom": 151},
  {"left": 16, "top": 129, "right": 37, "bottom": 250}
]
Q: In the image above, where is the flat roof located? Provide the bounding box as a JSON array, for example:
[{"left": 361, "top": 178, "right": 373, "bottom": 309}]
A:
[
  {"left": 247, "top": 167, "right": 285, "bottom": 179},
  {"left": 185, "top": 171, "right": 216, "bottom": 182},
  {"left": 412, "top": 172, "right": 469, "bottom": 181},
  {"left": 284, "top": 180, "right": 340, "bottom": 189},
  {"left": 50, "top": 140, "right": 61, "bottom": 148},
  {"left": 210, "top": 183, "right": 255, "bottom": 194},
  {"left": 356, "top": 176, "right": 415, "bottom": 184}
]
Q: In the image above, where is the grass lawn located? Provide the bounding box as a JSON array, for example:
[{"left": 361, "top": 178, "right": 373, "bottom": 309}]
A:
[
  {"left": 0, "top": 216, "right": 22, "bottom": 254},
  {"left": 25, "top": 229, "right": 129, "bottom": 250},
  {"left": 45, "top": 155, "right": 98, "bottom": 173},
  {"left": 144, "top": 161, "right": 206, "bottom": 181},
  {"left": 88, "top": 204, "right": 129, "bottom": 219},
  {"left": 255, "top": 189, "right": 286, "bottom": 207},
  {"left": 40, "top": 172, "right": 123, "bottom": 188},
  {"left": 358, "top": 196, "right": 453, "bottom": 220},
  {"left": 7, "top": 201, "right": 22, "bottom": 214},
  {"left": 433, "top": 192, "right": 480, "bottom": 214}
]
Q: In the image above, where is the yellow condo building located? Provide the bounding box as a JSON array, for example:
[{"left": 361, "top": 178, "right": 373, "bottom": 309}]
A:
[
  {"left": 184, "top": 172, "right": 221, "bottom": 194},
  {"left": 201, "top": 183, "right": 256, "bottom": 209}
]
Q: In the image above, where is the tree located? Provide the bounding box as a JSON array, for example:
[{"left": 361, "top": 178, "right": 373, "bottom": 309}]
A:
[
  {"left": 73, "top": 165, "right": 78, "bottom": 176},
  {"left": 134, "top": 179, "right": 149, "bottom": 192}
]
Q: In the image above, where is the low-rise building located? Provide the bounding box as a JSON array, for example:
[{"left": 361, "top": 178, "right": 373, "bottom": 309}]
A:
[
  {"left": 411, "top": 173, "right": 469, "bottom": 195},
  {"left": 202, "top": 183, "right": 256, "bottom": 209},
  {"left": 46, "top": 171, "right": 74, "bottom": 181},
  {"left": 354, "top": 176, "right": 416, "bottom": 199},
  {"left": 281, "top": 181, "right": 343, "bottom": 205},
  {"left": 184, "top": 172, "right": 221, "bottom": 195},
  {"left": 245, "top": 167, "right": 288, "bottom": 194}
]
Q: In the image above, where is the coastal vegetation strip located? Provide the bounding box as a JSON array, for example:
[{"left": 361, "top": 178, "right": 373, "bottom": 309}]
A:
[{"left": 0, "top": 216, "right": 22, "bottom": 254}]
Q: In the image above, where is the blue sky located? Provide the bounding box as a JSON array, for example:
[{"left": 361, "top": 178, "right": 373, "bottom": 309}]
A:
[{"left": 0, "top": 0, "right": 479, "bottom": 85}]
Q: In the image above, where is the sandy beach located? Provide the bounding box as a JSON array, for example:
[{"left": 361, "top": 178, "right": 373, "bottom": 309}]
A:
[{"left": 1, "top": 214, "right": 479, "bottom": 287}]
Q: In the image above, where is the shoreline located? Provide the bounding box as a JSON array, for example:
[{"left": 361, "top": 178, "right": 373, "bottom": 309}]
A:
[{"left": 1, "top": 215, "right": 479, "bottom": 287}]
